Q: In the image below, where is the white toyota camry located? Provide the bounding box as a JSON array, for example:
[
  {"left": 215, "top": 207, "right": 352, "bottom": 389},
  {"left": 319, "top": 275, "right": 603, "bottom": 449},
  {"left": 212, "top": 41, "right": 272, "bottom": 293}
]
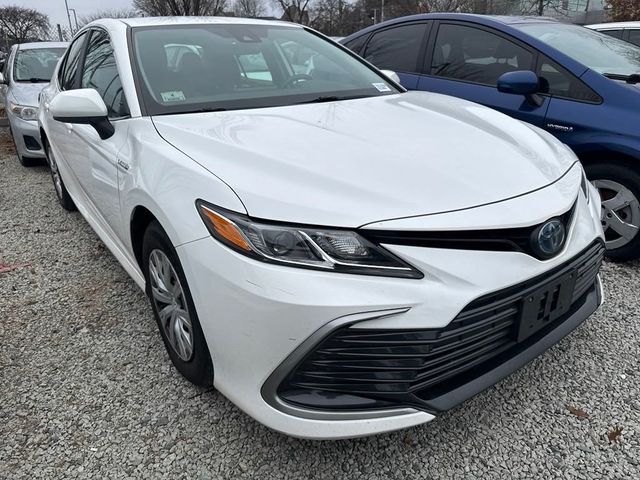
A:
[{"left": 39, "top": 17, "right": 605, "bottom": 439}]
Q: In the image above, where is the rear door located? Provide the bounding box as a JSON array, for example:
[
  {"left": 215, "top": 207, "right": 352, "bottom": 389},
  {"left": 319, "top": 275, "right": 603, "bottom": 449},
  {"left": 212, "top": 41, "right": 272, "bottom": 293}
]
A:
[
  {"left": 417, "top": 22, "right": 549, "bottom": 127},
  {"left": 44, "top": 32, "right": 89, "bottom": 175},
  {"left": 361, "top": 22, "right": 431, "bottom": 90}
]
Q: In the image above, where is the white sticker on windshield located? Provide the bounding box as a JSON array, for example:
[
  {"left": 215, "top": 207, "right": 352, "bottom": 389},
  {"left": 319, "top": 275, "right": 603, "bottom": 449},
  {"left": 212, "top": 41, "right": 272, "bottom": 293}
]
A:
[
  {"left": 372, "top": 82, "right": 392, "bottom": 92},
  {"left": 161, "top": 90, "right": 186, "bottom": 102}
]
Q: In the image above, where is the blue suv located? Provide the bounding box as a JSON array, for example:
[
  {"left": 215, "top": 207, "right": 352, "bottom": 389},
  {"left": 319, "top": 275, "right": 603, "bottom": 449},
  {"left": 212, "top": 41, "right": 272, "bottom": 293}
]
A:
[{"left": 342, "top": 14, "right": 640, "bottom": 260}]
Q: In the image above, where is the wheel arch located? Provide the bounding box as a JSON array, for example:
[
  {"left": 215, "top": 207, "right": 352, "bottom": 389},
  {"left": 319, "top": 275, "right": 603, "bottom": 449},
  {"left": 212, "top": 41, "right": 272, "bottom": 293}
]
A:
[
  {"left": 576, "top": 147, "right": 640, "bottom": 172},
  {"left": 130, "top": 205, "right": 159, "bottom": 272}
]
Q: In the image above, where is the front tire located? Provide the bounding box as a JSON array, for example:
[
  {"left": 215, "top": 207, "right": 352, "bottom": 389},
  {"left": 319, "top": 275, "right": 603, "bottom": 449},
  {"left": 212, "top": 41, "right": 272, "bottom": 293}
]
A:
[
  {"left": 142, "top": 221, "right": 214, "bottom": 386},
  {"left": 585, "top": 162, "right": 640, "bottom": 261},
  {"left": 45, "top": 142, "right": 76, "bottom": 211}
]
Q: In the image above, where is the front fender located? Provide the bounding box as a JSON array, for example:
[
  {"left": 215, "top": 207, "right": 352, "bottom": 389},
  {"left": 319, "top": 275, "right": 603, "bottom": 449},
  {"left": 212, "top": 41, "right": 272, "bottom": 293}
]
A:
[{"left": 119, "top": 118, "right": 248, "bottom": 251}]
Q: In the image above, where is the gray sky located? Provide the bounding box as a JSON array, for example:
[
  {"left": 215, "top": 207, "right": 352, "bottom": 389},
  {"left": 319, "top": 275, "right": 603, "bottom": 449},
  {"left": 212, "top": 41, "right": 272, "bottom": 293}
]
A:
[{"left": 0, "top": 0, "right": 135, "bottom": 29}]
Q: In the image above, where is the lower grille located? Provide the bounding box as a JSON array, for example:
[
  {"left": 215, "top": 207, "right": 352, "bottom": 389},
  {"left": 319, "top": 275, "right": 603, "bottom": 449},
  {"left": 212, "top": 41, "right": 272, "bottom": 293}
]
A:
[
  {"left": 277, "top": 241, "right": 604, "bottom": 410},
  {"left": 23, "top": 135, "right": 41, "bottom": 151}
]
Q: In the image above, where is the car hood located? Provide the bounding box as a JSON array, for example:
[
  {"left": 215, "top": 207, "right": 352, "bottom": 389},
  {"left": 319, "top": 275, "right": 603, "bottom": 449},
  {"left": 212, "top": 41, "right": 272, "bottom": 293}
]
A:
[
  {"left": 9, "top": 82, "right": 48, "bottom": 106},
  {"left": 152, "top": 91, "right": 577, "bottom": 227}
]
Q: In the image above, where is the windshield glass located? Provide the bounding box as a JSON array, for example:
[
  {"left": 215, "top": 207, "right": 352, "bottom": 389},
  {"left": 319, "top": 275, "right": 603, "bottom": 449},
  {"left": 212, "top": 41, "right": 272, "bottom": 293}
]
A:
[
  {"left": 517, "top": 23, "right": 640, "bottom": 76},
  {"left": 131, "top": 24, "right": 400, "bottom": 114},
  {"left": 14, "top": 48, "right": 66, "bottom": 82}
]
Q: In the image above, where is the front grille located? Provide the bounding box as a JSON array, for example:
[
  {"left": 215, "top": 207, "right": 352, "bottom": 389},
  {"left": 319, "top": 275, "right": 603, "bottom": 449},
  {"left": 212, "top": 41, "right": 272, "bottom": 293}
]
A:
[
  {"left": 278, "top": 241, "right": 604, "bottom": 410},
  {"left": 361, "top": 201, "right": 576, "bottom": 260}
]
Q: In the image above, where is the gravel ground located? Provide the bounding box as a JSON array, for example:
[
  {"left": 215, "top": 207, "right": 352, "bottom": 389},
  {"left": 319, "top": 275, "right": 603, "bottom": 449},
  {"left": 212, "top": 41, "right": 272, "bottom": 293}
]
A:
[{"left": 1, "top": 125, "right": 639, "bottom": 479}]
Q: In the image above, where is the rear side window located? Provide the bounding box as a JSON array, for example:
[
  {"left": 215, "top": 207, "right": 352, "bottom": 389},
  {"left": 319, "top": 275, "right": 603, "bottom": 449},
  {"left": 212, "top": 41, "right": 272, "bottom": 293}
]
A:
[
  {"left": 599, "top": 29, "right": 623, "bottom": 39},
  {"left": 628, "top": 30, "right": 640, "bottom": 47},
  {"left": 538, "top": 56, "right": 601, "bottom": 103},
  {"left": 81, "top": 30, "right": 129, "bottom": 118},
  {"left": 59, "top": 32, "right": 87, "bottom": 90},
  {"left": 431, "top": 24, "right": 533, "bottom": 86},
  {"left": 342, "top": 35, "right": 368, "bottom": 55},
  {"left": 364, "top": 23, "right": 428, "bottom": 73}
]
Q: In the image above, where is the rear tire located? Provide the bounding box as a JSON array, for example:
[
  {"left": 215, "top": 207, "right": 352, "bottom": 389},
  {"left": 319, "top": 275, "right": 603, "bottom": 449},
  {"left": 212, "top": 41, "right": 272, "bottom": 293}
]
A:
[
  {"left": 142, "top": 221, "right": 214, "bottom": 386},
  {"left": 45, "top": 141, "right": 76, "bottom": 211},
  {"left": 585, "top": 162, "right": 640, "bottom": 261}
]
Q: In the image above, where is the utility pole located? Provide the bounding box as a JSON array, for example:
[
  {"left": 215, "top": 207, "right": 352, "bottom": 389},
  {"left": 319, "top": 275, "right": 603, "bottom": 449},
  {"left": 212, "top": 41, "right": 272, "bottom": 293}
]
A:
[
  {"left": 64, "top": 0, "right": 73, "bottom": 32},
  {"left": 381, "top": 0, "right": 385, "bottom": 23},
  {"left": 69, "top": 8, "right": 79, "bottom": 30},
  {"left": 57, "top": 24, "right": 63, "bottom": 41}
]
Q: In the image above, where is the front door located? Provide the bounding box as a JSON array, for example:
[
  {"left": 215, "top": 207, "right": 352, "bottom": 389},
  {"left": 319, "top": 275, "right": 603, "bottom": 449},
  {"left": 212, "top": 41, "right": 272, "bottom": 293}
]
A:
[
  {"left": 75, "top": 28, "right": 131, "bottom": 242},
  {"left": 417, "top": 22, "right": 549, "bottom": 128}
]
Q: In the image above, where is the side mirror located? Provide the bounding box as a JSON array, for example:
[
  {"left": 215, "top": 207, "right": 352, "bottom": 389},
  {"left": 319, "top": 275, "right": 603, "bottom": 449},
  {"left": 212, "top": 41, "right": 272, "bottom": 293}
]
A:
[
  {"left": 497, "top": 70, "right": 544, "bottom": 107},
  {"left": 380, "top": 69, "right": 401, "bottom": 85},
  {"left": 50, "top": 88, "right": 114, "bottom": 140}
]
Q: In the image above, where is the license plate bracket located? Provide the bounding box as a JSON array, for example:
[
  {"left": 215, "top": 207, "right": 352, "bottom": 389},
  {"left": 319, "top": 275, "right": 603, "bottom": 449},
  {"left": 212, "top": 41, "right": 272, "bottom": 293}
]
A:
[{"left": 517, "top": 269, "right": 577, "bottom": 342}]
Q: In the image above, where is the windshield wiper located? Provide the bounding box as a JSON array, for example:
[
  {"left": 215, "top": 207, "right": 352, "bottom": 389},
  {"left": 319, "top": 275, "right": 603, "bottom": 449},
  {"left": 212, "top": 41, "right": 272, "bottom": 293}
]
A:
[
  {"left": 603, "top": 72, "right": 640, "bottom": 84},
  {"left": 16, "top": 77, "right": 50, "bottom": 83},
  {"left": 295, "top": 94, "right": 369, "bottom": 105},
  {"left": 160, "top": 106, "right": 228, "bottom": 116}
]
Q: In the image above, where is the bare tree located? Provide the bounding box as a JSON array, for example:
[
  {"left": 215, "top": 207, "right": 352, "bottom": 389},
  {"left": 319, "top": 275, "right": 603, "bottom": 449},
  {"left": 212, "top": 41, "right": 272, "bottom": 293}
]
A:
[
  {"left": 79, "top": 8, "right": 140, "bottom": 26},
  {"left": 518, "top": 0, "right": 568, "bottom": 16},
  {"left": 234, "top": 0, "right": 267, "bottom": 17},
  {"left": 0, "top": 5, "right": 50, "bottom": 44},
  {"left": 607, "top": 0, "right": 640, "bottom": 21},
  {"left": 422, "top": 0, "right": 473, "bottom": 12},
  {"left": 134, "top": 0, "right": 227, "bottom": 16},
  {"left": 273, "top": 0, "right": 313, "bottom": 24}
]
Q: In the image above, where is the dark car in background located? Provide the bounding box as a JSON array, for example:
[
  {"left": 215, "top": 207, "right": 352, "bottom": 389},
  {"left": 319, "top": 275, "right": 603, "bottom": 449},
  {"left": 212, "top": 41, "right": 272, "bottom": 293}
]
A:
[{"left": 342, "top": 14, "right": 640, "bottom": 260}]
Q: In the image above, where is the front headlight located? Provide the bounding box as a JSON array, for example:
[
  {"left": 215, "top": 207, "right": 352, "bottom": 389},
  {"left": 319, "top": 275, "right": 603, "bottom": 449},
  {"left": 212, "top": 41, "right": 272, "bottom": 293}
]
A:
[
  {"left": 9, "top": 102, "right": 38, "bottom": 121},
  {"left": 196, "top": 201, "right": 423, "bottom": 279}
]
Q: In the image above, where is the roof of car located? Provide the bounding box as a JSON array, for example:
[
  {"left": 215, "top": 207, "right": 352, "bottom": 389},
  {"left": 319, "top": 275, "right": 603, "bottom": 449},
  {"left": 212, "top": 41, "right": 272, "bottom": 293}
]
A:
[
  {"left": 586, "top": 21, "right": 640, "bottom": 30},
  {"left": 17, "top": 41, "right": 68, "bottom": 50},
  {"left": 115, "top": 16, "right": 297, "bottom": 28},
  {"left": 341, "top": 13, "right": 560, "bottom": 40}
]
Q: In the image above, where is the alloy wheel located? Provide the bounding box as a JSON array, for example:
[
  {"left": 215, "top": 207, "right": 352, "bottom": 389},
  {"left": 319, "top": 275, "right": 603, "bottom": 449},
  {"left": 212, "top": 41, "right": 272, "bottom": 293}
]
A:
[
  {"left": 593, "top": 179, "right": 640, "bottom": 251},
  {"left": 148, "top": 249, "right": 194, "bottom": 361}
]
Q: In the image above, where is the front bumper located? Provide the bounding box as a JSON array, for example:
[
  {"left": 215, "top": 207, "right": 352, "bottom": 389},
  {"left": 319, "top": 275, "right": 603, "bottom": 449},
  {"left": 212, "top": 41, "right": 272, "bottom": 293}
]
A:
[
  {"left": 7, "top": 114, "right": 44, "bottom": 159},
  {"left": 176, "top": 191, "right": 603, "bottom": 439}
]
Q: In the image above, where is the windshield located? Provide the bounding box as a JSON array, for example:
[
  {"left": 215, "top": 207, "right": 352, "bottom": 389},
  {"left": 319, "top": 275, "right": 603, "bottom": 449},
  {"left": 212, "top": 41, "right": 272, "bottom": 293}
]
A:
[
  {"left": 14, "top": 48, "right": 66, "bottom": 82},
  {"left": 131, "top": 24, "right": 400, "bottom": 114},
  {"left": 517, "top": 23, "right": 640, "bottom": 76}
]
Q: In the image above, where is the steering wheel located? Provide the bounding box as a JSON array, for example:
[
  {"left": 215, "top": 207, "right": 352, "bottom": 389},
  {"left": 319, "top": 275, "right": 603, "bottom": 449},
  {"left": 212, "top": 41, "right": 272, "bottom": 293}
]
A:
[{"left": 281, "top": 74, "right": 313, "bottom": 88}]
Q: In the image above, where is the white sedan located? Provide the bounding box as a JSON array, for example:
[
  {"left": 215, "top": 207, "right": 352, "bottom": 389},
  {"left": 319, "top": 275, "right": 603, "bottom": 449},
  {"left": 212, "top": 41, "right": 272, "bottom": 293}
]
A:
[{"left": 39, "top": 17, "right": 604, "bottom": 439}]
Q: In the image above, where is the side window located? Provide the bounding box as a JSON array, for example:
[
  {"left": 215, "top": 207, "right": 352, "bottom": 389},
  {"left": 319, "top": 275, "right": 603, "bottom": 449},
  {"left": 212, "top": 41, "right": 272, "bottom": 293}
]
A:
[
  {"left": 236, "top": 52, "right": 272, "bottom": 83},
  {"left": 81, "top": 30, "right": 129, "bottom": 118},
  {"left": 342, "top": 35, "right": 368, "bottom": 55},
  {"left": 537, "top": 56, "right": 600, "bottom": 103},
  {"left": 59, "top": 32, "right": 87, "bottom": 90},
  {"left": 431, "top": 24, "right": 533, "bottom": 86},
  {"left": 364, "top": 23, "right": 428, "bottom": 73},
  {"left": 628, "top": 30, "right": 640, "bottom": 47},
  {"left": 600, "top": 29, "right": 623, "bottom": 39}
]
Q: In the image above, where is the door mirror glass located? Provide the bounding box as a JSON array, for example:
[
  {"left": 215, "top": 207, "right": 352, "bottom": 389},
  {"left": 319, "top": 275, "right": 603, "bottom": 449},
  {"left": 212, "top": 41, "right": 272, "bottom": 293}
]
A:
[
  {"left": 497, "top": 70, "right": 539, "bottom": 95},
  {"left": 50, "top": 88, "right": 114, "bottom": 139},
  {"left": 380, "top": 69, "right": 401, "bottom": 84}
]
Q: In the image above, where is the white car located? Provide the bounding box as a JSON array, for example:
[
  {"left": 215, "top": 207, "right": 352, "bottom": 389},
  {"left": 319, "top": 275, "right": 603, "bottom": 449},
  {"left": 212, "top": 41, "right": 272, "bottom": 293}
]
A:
[
  {"left": 39, "top": 17, "right": 605, "bottom": 439},
  {"left": 586, "top": 22, "right": 640, "bottom": 46}
]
